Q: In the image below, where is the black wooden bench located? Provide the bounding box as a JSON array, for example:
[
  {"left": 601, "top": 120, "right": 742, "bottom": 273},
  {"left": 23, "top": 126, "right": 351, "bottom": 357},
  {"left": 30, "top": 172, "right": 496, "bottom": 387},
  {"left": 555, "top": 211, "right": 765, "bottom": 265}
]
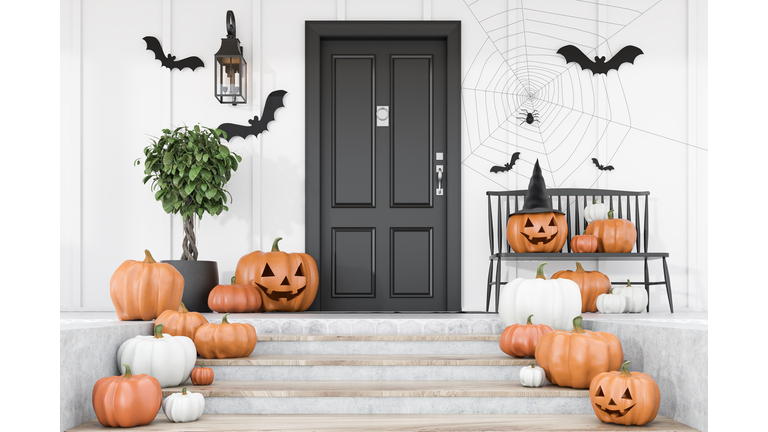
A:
[{"left": 486, "top": 189, "right": 673, "bottom": 313}]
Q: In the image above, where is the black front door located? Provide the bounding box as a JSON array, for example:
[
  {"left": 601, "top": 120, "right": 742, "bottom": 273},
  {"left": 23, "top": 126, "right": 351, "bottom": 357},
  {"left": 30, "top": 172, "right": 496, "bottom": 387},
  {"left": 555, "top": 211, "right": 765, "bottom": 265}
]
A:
[{"left": 317, "top": 39, "right": 448, "bottom": 311}]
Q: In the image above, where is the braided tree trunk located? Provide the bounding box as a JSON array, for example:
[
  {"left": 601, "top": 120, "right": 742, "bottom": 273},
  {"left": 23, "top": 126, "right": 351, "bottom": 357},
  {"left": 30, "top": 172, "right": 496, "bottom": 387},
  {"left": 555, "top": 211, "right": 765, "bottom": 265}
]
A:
[{"left": 180, "top": 197, "right": 198, "bottom": 260}]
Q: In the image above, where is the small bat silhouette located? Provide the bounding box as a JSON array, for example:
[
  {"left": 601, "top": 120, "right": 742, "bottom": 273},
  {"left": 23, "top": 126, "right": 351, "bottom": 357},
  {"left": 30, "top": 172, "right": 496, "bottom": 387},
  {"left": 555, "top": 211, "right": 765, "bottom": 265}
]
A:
[
  {"left": 592, "top": 158, "right": 614, "bottom": 171},
  {"left": 142, "top": 36, "right": 205, "bottom": 71},
  {"left": 217, "top": 90, "right": 288, "bottom": 141},
  {"left": 557, "top": 45, "right": 643, "bottom": 75},
  {"left": 490, "top": 152, "right": 521, "bottom": 173}
]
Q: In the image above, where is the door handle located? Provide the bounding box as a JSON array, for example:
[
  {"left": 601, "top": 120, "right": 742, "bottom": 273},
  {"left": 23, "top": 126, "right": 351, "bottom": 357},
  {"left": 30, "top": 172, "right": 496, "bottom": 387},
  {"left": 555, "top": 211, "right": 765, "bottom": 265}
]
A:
[{"left": 436, "top": 165, "right": 444, "bottom": 196}]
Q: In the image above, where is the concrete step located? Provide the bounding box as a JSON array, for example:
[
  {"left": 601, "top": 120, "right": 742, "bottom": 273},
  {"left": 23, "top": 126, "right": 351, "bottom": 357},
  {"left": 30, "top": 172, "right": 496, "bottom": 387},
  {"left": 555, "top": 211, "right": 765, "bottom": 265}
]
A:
[
  {"left": 193, "top": 354, "right": 532, "bottom": 381},
  {"left": 252, "top": 333, "right": 502, "bottom": 355},
  {"left": 161, "top": 381, "right": 591, "bottom": 415},
  {"left": 67, "top": 414, "right": 700, "bottom": 431}
]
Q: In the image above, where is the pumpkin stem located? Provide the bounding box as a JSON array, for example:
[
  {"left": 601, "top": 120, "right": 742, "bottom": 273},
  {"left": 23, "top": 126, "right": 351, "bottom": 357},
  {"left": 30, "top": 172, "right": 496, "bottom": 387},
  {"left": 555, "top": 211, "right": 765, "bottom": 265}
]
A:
[
  {"left": 608, "top": 209, "right": 614, "bottom": 219},
  {"left": 221, "top": 313, "right": 230, "bottom": 324},
  {"left": 144, "top": 249, "right": 157, "bottom": 264},
  {"left": 575, "top": 262, "right": 585, "bottom": 273},
  {"left": 609, "top": 287, "right": 615, "bottom": 294},
  {"left": 199, "top": 363, "right": 204, "bottom": 368},
  {"left": 593, "top": 198, "right": 597, "bottom": 204},
  {"left": 231, "top": 275, "right": 237, "bottom": 284},
  {"left": 572, "top": 316, "right": 585, "bottom": 334},
  {"left": 531, "top": 361, "right": 537, "bottom": 368},
  {"left": 271, "top": 237, "right": 283, "bottom": 252},
  {"left": 626, "top": 279, "right": 632, "bottom": 287},
  {"left": 153, "top": 323, "right": 164, "bottom": 338},
  {"left": 619, "top": 360, "right": 632, "bottom": 377},
  {"left": 182, "top": 387, "right": 188, "bottom": 395},
  {"left": 122, "top": 363, "right": 133, "bottom": 379},
  {"left": 535, "top": 263, "right": 547, "bottom": 280},
  {"left": 526, "top": 314, "right": 534, "bottom": 325},
  {"left": 582, "top": 230, "right": 587, "bottom": 235},
  {"left": 179, "top": 302, "right": 189, "bottom": 313}
]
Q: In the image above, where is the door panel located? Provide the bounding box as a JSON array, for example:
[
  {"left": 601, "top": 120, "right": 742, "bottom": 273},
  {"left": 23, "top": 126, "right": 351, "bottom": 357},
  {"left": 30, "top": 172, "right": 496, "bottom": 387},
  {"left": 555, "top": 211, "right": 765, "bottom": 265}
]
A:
[{"left": 320, "top": 39, "right": 447, "bottom": 311}]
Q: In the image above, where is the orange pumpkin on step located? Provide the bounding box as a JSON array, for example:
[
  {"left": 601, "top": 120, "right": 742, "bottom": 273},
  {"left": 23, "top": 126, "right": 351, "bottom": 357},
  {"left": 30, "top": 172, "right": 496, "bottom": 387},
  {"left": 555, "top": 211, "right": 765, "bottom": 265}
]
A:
[
  {"left": 92, "top": 363, "right": 162, "bottom": 428},
  {"left": 499, "top": 314, "right": 553, "bottom": 358},
  {"left": 535, "top": 316, "right": 623, "bottom": 389},
  {"left": 154, "top": 302, "right": 209, "bottom": 341},
  {"left": 208, "top": 276, "right": 263, "bottom": 313},
  {"left": 235, "top": 237, "right": 319, "bottom": 312},
  {"left": 194, "top": 313, "right": 257, "bottom": 359},
  {"left": 586, "top": 209, "right": 637, "bottom": 253},
  {"left": 110, "top": 250, "right": 184, "bottom": 321},
  {"left": 571, "top": 231, "right": 598, "bottom": 253},
  {"left": 551, "top": 263, "right": 611, "bottom": 313},
  {"left": 190, "top": 364, "right": 214, "bottom": 385},
  {"left": 590, "top": 360, "right": 660, "bottom": 425}
]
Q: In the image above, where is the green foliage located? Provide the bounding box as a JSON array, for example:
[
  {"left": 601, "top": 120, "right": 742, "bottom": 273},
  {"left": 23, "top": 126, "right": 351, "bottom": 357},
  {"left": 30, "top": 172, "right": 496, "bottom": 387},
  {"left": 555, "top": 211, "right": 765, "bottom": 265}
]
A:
[{"left": 136, "top": 125, "right": 241, "bottom": 221}]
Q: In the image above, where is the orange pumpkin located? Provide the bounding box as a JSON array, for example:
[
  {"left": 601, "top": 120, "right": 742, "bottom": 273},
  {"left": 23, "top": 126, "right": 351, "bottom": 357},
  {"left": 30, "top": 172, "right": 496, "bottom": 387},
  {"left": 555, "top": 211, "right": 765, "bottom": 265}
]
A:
[
  {"left": 535, "top": 316, "right": 623, "bottom": 389},
  {"left": 499, "top": 314, "right": 553, "bottom": 358},
  {"left": 208, "top": 276, "right": 263, "bottom": 313},
  {"left": 507, "top": 212, "right": 568, "bottom": 253},
  {"left": 92, "top": 363, "right": 162, "bottom": 428},
  {"left": 571, "top": 231, "right": 598, "bottom": 253},
  {"left": 194, "top": 313, "right": 257, "bottom": 359},
  {"left": 586, "top": 209, "right": 636, "bottom": 253},
  {"left": 110, "top": 250, "right": 185, "bottom": 321},
  {"left": 551, "top": 263, "right": 611, "bottom": 313},
  {"left": 590, "top": 360, "right": 660, "bottom": 425},
  {"left": 190, "top": 364, "right": 214, "bottom": 385},
  {"left": 154, "top": 302, "right": 209, "bottom": 341},
  {"left": 235, "top": 237, "right": 319, "bottom": 312}
]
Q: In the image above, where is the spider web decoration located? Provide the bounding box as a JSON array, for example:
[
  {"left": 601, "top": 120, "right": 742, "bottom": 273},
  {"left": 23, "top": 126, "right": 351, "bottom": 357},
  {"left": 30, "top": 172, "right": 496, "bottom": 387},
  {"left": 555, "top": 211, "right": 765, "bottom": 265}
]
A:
[{"left": 461, "top": 0, "right": 665, "bottom": 189}]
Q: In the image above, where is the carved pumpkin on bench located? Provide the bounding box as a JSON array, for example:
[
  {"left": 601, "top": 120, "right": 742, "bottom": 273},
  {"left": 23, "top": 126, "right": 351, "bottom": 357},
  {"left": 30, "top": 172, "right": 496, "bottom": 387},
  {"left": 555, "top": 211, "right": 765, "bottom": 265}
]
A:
[{"left": 235, "top": 237, "right": 319, "bottom": 312}]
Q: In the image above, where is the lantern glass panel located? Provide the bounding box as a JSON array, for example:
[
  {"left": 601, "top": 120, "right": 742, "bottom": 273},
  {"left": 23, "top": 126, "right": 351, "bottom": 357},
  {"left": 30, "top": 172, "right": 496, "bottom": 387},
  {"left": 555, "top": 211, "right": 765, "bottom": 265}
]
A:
[{"left": 214, "top": 54, "right": 247, "bottom": 105}]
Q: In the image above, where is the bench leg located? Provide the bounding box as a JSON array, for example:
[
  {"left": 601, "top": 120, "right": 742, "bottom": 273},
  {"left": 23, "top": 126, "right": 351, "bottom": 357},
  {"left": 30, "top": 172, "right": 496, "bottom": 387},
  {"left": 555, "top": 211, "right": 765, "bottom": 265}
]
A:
[
  {"left": 662, "top": 257, "right": 674, "bottom": 313},
  {"left": 644, "top": 258, "right": 650, "bottom": 312},
  {"left": 486, "top": 260, "right": 494, "bottom": 312},
  {"left": 495, "top": 257, "right": 502, "bottom": 313}
]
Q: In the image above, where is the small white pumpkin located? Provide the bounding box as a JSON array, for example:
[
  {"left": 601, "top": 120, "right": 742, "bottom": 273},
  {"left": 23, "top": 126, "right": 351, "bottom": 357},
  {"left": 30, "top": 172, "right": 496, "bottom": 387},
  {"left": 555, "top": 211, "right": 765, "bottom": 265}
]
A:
[
  {"left": 519, "top": 361, "right": 547, "bottom": 388},
  {"left": 162, "top": 387, "right": 205, "bottom": 423},
  {"left": 117, "top": 324, "right": 196, "bottom": 388},
  {"left": 584, "top": 198, "right": 610, "bottom": 223},
  {"left": 596, "top": 288, "right": 627, "bottom": 314},
  {"left": 499, "top": 263, "right": 582, "bottom": 331},
  {"left": 613, "top": 279, "right": 648, "bottom": 313}
]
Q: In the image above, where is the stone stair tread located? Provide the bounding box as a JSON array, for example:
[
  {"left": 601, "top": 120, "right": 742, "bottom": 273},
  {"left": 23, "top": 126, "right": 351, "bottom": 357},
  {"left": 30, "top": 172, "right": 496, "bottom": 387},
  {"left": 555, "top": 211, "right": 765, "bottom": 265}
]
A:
[
  {"left": 67, "top": 414, "right": 699, "bottom": 431},
  {"left": 195, "top": 354, "right": 530, "bottom": 366},
  {"left": 257, "top": 332, "right": 501, "bottom": 341},
  {"left": 163, "top": 380, "right": 588, "bottom": 397}
]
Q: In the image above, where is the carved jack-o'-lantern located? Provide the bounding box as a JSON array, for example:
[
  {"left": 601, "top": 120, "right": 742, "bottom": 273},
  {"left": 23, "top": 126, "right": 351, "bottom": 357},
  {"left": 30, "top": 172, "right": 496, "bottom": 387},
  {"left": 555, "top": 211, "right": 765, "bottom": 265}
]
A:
[
  {"left": 235, "top": 237, "right": 319, "bottom": 312},
  {"left": 589, "top": 360, "right": 660, "bottom": 425},
  {"left": 507, "top": 212, "right": 568, "bottom": 253}
]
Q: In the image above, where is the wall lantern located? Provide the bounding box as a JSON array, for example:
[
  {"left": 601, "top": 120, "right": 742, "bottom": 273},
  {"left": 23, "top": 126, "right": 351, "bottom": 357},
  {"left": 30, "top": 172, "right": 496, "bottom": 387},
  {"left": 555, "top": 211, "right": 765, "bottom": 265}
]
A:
[{"left": 214, "top": 10, "right": 247, "bottom": 105}]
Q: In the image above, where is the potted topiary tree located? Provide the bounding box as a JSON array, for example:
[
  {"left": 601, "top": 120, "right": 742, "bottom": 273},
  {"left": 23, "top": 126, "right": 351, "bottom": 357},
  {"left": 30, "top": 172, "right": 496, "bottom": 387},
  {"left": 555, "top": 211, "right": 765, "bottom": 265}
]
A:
[{"left": 137, "top": 124, "right": 242, "bottom": 312}]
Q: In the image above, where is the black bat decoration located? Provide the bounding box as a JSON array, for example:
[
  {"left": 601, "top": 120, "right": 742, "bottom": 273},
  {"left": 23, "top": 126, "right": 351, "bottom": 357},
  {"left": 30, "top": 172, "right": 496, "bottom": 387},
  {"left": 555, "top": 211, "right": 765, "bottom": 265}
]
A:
[
  {"left": 217, "top": 90, "right": 288, "bottom": 141},
  {"left": 557, "top": 45, "right": 643, "bottom": 75},
  {"left": 490, "top": 152, "right": 521, "bottom": 173},
  {"left": 142, "top": 36, "right": 205, "bottom": 71},
  {"left": 592, "top": 158, "right": 614, "bottom": 171}
]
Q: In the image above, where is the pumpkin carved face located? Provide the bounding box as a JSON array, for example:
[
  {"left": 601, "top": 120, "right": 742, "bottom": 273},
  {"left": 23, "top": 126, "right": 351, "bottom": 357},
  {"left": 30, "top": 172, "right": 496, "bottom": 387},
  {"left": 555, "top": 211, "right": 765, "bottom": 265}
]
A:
[
  {"left": 235, "top": 237, "right": 319, "bottom": 312},
  {"left": 590, "top": 361, "right": 660, "bottom": 425},
  {"left": 507, "top": 212, "right": 568, "bottom": 253}
]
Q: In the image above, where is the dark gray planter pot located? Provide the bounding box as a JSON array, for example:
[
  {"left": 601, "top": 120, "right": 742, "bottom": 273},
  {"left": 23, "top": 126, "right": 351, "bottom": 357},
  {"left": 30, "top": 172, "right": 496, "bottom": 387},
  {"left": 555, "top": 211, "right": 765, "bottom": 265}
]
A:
[{"left": 162, "top": 260, "right": 219, "bottom": 313}]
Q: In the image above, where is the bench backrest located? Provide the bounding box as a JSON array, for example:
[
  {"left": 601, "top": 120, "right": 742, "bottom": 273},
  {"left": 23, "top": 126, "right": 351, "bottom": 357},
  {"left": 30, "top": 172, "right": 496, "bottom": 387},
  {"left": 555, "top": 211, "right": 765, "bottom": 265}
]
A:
[{"left": 486, "top": 189, "right": 650, "bottom": 254}]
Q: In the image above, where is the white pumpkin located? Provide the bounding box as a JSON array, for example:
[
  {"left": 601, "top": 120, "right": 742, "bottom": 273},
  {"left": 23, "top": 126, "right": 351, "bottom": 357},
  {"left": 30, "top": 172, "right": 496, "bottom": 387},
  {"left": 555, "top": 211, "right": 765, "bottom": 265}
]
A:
[
  {"left": 613, "top": 279, "right": 648, "bottom": 313},
  {"left": 499, "top": 263, "right": 582, "bottom": 331},
  {"left": 596, "top": 288, "right": 627, "bottom": 314},
  {"left": 162, "top": 387, "right": 205, "bottom": 423},
  {"left": 117, "top": 323, "right": 196, "bottom": 388},
  {"left": 519, "top": 362, "right": 547, "bottom": 388},
  {"left": 584, "top": 199, "right": 610, "bottom": 223}
]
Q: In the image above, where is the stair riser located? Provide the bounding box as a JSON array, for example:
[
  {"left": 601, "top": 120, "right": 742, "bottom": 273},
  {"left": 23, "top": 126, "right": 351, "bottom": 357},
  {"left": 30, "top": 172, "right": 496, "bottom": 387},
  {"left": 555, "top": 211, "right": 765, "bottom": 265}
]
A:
[
  {"left": 200, "top": 365, "right": 527, "bottom": 381},
  {"left": 252, "top": 341, "right": 502, "bottom": 355},
  {"left": 195, "top": 397, "right": 593, "bottom": 415}
]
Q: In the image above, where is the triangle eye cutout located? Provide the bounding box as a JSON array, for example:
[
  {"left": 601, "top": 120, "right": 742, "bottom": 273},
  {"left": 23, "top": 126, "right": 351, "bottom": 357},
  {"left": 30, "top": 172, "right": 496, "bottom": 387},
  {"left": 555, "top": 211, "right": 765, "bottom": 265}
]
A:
[
  {"left": 262, "top": 263, "right": 275, "bottom": 277},
  {"left": 548, "top": 217, "right": 556, "bottom": 226},
  {"left": 525, "top": 218, "right": 534, "bottom": 228},
  {"left": 622, "top": 388, "right": 632, "bottom": 400},
  {"left": 295, "top": 263, "right": 305, "bottom": 277},
  {"left": 595, "top": 387, "right": 604, "bottom": 397}
]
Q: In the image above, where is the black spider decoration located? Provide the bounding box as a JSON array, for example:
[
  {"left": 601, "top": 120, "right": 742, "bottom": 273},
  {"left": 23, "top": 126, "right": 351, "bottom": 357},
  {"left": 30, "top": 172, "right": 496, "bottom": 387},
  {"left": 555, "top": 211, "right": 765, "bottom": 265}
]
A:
[{"left": 517, "top": 109, "right": 540, "bottom": 126}]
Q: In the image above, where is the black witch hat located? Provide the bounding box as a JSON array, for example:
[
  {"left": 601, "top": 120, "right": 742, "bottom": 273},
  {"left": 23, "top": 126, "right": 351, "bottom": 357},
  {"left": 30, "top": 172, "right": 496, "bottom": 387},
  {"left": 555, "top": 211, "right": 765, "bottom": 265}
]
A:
[{"left": 515, "top": 160, "right": 564, "bottom": 215}]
